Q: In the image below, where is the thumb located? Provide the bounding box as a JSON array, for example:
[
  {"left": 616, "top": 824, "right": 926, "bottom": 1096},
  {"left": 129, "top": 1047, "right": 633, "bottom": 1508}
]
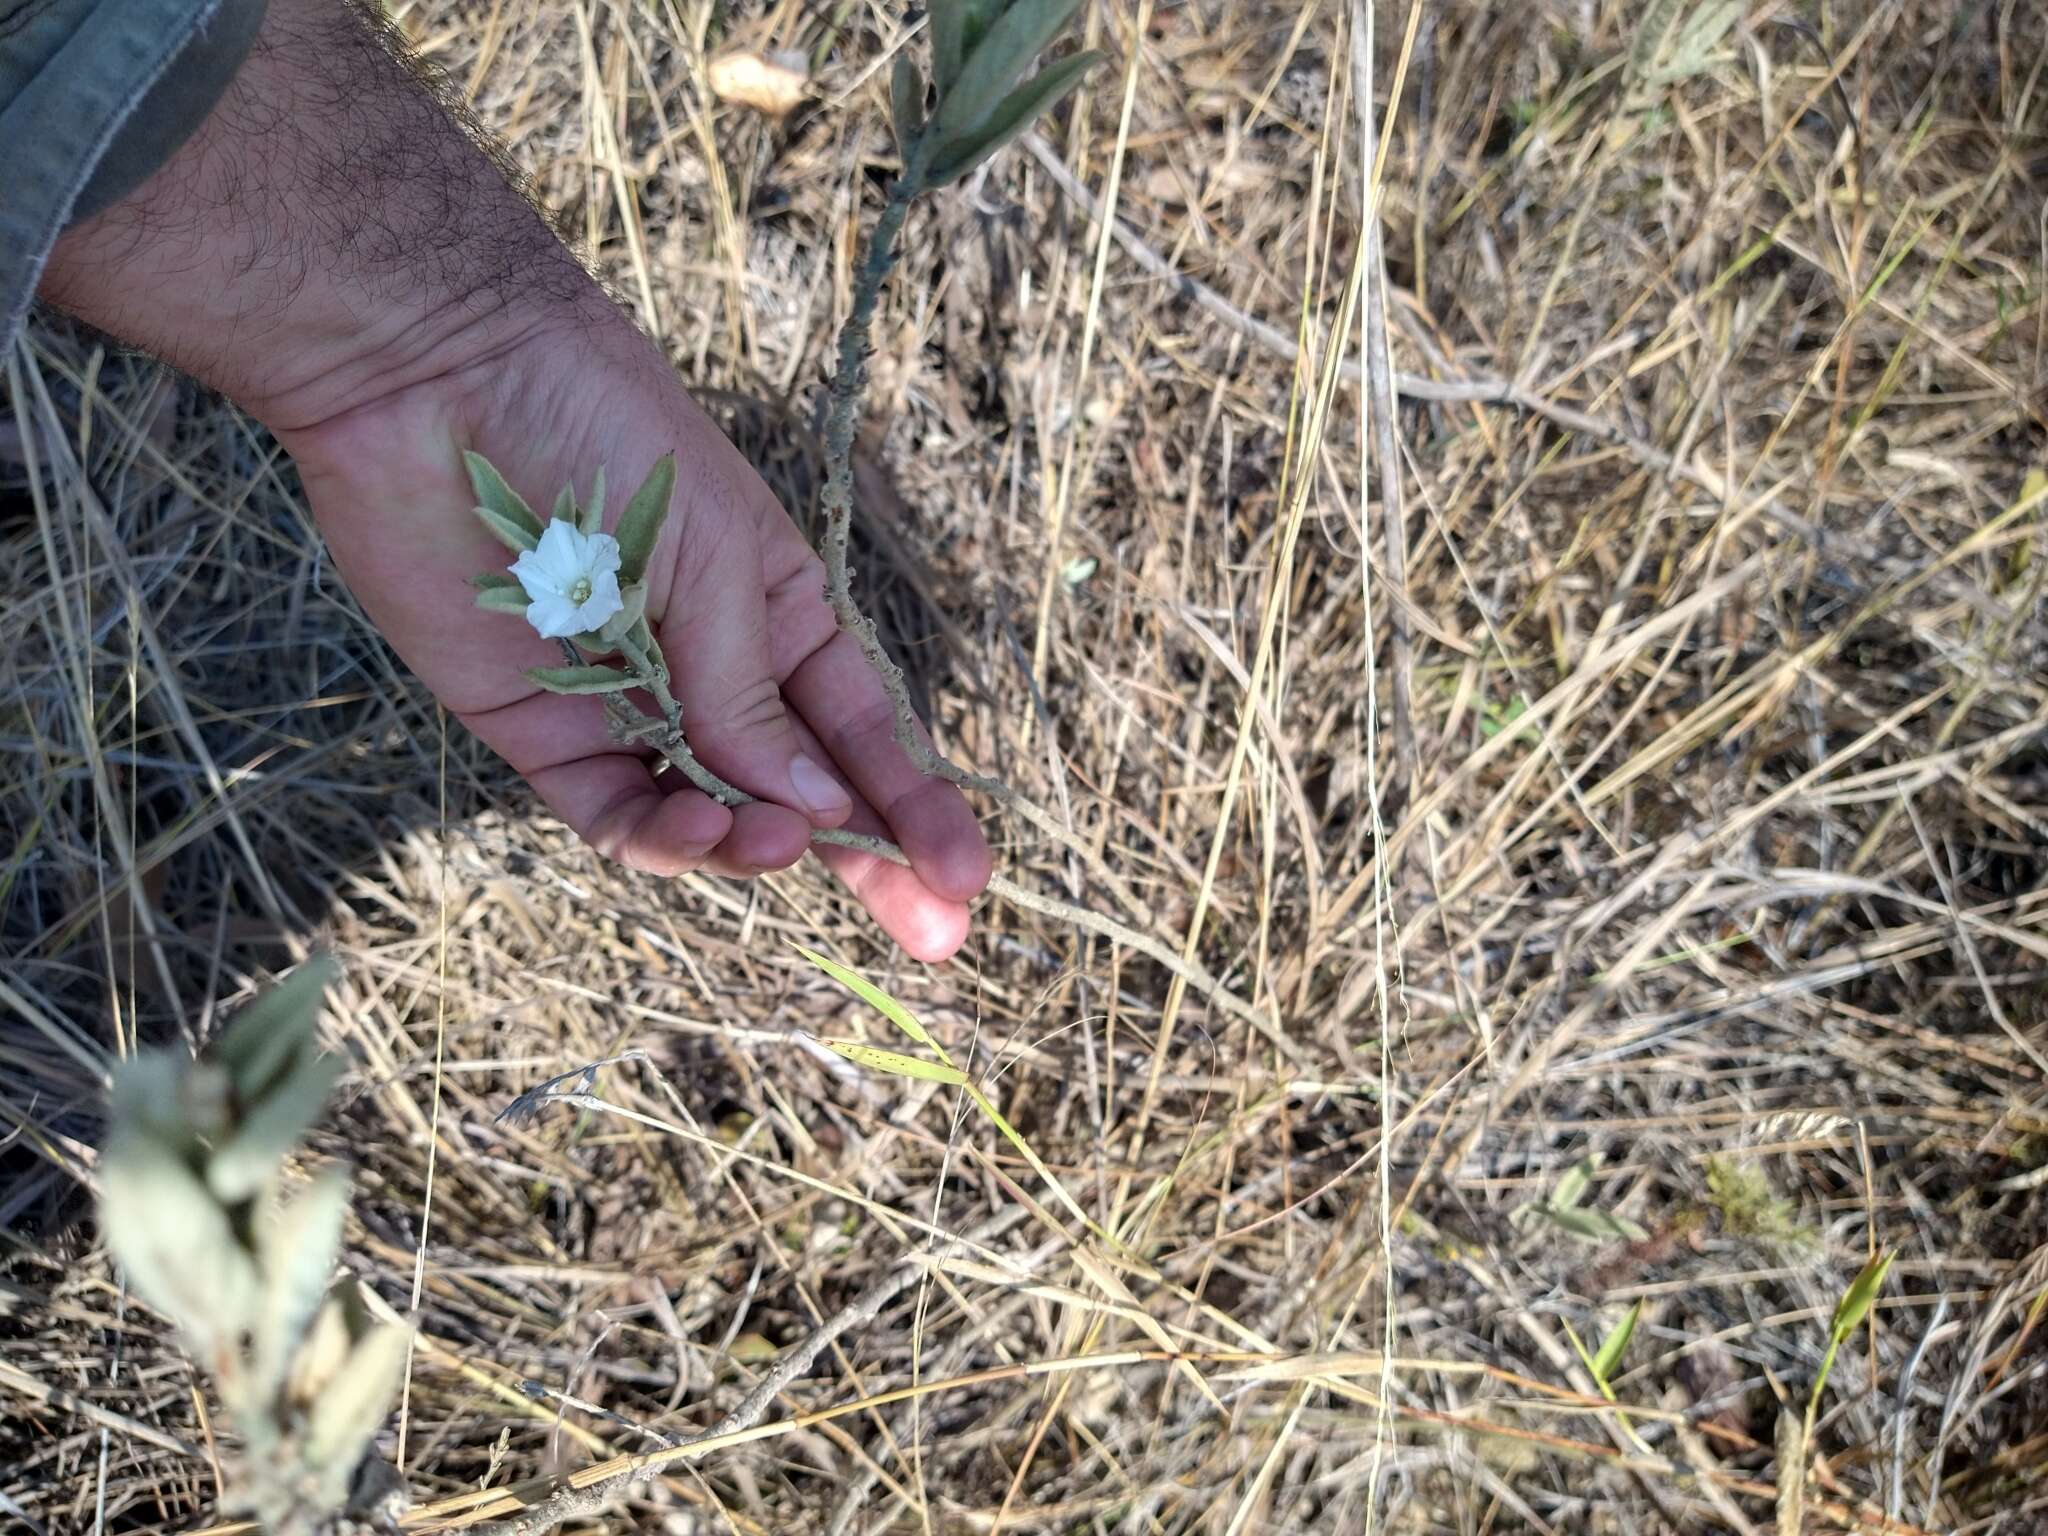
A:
[{"left": 661, "top": 524, "right": 852, "bottom": 827}]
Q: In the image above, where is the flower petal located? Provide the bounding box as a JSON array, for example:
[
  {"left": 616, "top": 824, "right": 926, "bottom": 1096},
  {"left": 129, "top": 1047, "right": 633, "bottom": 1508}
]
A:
[
  {"left": 584, "top": 533, "right": 623, "bottom": 579},
  {"left": 533, "top": 520, "right": 586, "bottom": 579},
  {"left": 525, "top": 594, "right": 585, "bottom": 639},
  {"left": 570, "top": 570, "right": 625, "bottom": 633},
  {"left": 509, "top": 549, "right": 565, "bottom": 600}
]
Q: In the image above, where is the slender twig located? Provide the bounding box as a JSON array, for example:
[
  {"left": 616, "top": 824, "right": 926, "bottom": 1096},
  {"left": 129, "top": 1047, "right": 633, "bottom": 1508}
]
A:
[
  {"left": 807, "top": 147, "right": 1170, "bottom": 917},
  {"left": 817, "top": 143, "right": 964, "bottom": 777}
]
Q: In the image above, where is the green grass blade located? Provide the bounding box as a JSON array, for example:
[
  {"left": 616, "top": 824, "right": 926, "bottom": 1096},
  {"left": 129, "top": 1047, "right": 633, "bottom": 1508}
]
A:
[
  {"left": 793, "top": 943, "right": 946, "bottom": 1055},
  {"left": 824, "top": 1040, "right": 966, "bottom": 1085},
  {"left": 1592, "top": 1300, "right": 1642, "bottom": 1383}
]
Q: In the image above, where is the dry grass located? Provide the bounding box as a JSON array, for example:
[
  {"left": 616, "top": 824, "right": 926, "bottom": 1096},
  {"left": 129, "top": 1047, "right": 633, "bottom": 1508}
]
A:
[{"left": 6, "top": 0, "right": 2048, "bottom": 1531}]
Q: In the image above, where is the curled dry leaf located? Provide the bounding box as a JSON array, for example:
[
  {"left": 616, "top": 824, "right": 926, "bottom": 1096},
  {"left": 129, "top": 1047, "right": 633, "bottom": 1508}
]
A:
[{"left": 707, "top": 49, "right": 809, "bottom": 118}]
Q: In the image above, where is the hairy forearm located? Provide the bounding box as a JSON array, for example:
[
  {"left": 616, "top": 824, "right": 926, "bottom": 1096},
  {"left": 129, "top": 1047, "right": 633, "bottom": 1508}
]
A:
[{"left": 37, "top": 0, "right": 602, "bottom": 432}]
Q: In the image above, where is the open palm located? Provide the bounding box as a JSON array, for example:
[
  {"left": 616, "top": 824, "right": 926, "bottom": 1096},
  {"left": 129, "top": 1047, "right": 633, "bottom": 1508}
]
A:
[{"left": 277, "top": 317, "right": 992, "bottom": 962}]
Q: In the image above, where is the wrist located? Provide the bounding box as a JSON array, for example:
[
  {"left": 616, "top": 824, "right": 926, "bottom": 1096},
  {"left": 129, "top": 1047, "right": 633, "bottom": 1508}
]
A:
[{"left": 35, "top": 0, "right": 602, "bottom": 433}]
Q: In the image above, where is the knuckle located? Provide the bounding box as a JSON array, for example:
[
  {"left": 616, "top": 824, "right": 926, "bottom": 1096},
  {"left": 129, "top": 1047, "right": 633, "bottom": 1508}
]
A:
[
  {"left": 696, "top": 673, "right": 788, "bottom": 743},
  {"left": 823, "top": 697, "right": 898, "bottom": 760}
]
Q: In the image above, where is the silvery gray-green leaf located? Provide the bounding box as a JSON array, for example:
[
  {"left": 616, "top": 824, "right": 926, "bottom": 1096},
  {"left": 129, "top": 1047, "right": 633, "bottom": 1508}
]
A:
[
  {"left": 550, "top": 482, "right": 576, "bottom": 527},
  {"left": 613, "top": 453, "right": 676, "bottom": 584},
  {"left": 474, "top": 584, "right": 531, "bottom": 616},
  {"left": 473, "top": 502, "right": 540, "bottom": 554},
  {"left": 256, "top": 1166, "right": 351, "bottom": 1395},
  {"left": 463, "top": 451, "right": 542, "bottom": 542},
  {"left": 525, "top": 663, "right": 639, "bottom": 695},
  {"left": 101, "top": 1135, "right": 261, "bottom": 1366},
  {"left": 109, "top": 1052, "right": 208, "bottom": 1151},
  {"left": 929, "top": 49, "right": 1104, "bottom": 183},
  {"left": 933, "top": 0, "right": 1085, "bottom": 149},
  {"left": 582, "top": 464, "right": 607, "bottom": 536},
  {"left": 470, "top": 571, "right": 522, "bottom": 592},
  {"left": 303, "top": 1322, "right": 411, "bottom": 1494},
  {"left": 891, "top": 55, "right": 925, "bottom": 152},
  {"left": 207, "top": 1050, "right": 347, "bottom": 1204},
  {"left": 215, "top": 956, "right": 337, "bottom": 1103}
]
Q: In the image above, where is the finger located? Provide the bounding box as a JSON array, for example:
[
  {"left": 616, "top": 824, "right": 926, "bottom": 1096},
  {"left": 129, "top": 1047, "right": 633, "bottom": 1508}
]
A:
[
  {"left": 782, "top": 711, "right": 974, "bottom": 962},
  {"left": 660, "top": 492, "right": 852, "bottom": 827},
  {"left": 782, "top": 630, "right": 993, "bottom": 903},
  {"left": 656, "top": 775, "right": 812, "bottom": 876},
  {"left": 525, "top": 754, "right": 732, "bottom": 877}
]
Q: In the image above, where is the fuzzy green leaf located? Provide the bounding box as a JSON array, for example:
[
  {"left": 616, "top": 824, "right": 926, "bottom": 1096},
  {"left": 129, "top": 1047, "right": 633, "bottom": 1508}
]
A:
[
  {"left": 525, "top": 664, "right": 638, "bottom": 695},
  {"left": 256, "top": 1165, "right": 350, "bottom": 1395},
  {"left": 1592, "top": 1299, "right": 1642, "bottom": 1383},
  {"left": 209, "top": 1051, "right": 347, "bottom": 1204},
  {"left": 1830, "top": 1250, "right": 1894, "bottom": 1342},
  {"left": 1550, "top": 1156, "right": 1595, "bottom": 1212},
  {"left": 825, "top": 1039, "right": 967, "bottom": 1085},
  {"left": 214, "top": 956, "right": 338, "bottom": 1104},
  {"left": 109, "top": 1052, "right": 212, "bottom": 1151},
  {"left": 581, "top": 465, "right": 607, "bottom": 536},
  {"left": 931, "top": 50, "right": 1104, "bottom": 183},
  {"left": 892, "top": 55, "right": 926, "bottom": 151},
  {"left": 474, "top": 585, "right": 531, "bottom": 616},
  {"left": 934, "top": 0, "right": 1085, "bottom": 149},
  {"left": 287, "top": 1293, "right": 354, "bottom": 1404},
  {"left": 1541, "top": 1205, "right": 1648, "bottom": 1245},
  {"left": 614, "top": 454, "right": 676, "bottom": 584},
  {"left": 550, "top": 482, "right": 576, "bottom": 526},
  {"left": 474, "top": 503, "right": 539, "bottom": 554},
  {"left": 475, "top": 585, "right": 531, "bottom": 616},
  {"left": 470, "top": 572, "right": 522, "bottom": 592},
  {"left": 930, "top": 0, "right": 967, "bottom": 94},
  {"left": 305, "top": 1322, "right": 410, "bottom": 1500},
  {"left": 101, "top": 1132, "right": 262, "bottom": 1364},
  {"left": 464, "top": 452, "right": 542, "bottom": 543},
  {"left": 794, "top": 943, "right": 943, "bottom": 1052}
]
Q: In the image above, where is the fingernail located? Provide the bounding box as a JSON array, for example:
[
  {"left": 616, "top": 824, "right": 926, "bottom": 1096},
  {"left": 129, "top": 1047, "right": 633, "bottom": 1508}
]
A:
[{"left": 789, "top": 754, "right": 851, "bottom": 820}]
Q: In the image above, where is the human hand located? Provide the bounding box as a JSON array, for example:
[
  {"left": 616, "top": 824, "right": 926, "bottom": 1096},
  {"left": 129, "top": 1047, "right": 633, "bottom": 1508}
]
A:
[
  {"left": 37, "top": 0, "right": 991, "bottom": 960},
  {"left": 281, "top": 322, "right": 993, "bottom": 961}
]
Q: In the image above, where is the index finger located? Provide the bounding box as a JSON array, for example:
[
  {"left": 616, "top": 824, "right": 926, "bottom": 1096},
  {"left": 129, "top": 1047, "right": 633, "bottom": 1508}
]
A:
[{"left": 781, "top": 630, "right": 993, "bottom": 904}]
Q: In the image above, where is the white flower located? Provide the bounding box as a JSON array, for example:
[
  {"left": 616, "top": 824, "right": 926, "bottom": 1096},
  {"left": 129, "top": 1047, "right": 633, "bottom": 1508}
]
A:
[{"left": 510, "top": 519, "right": 624, "bottom": 639}]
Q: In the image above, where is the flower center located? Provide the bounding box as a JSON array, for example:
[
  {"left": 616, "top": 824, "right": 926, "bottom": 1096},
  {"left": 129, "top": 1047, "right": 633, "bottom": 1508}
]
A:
[{"left": 567, "top": 576, "right": 593, "bottom": 604}]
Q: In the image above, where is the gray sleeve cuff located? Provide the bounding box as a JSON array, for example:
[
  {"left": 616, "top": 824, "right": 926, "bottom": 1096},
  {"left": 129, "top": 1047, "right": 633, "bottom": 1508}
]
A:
[
  {"left": 0, "top": 0, "right": 269, "bottom": 348},
  {"left": 70, "top": 0, "right": 269, "bottom": 223}
]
